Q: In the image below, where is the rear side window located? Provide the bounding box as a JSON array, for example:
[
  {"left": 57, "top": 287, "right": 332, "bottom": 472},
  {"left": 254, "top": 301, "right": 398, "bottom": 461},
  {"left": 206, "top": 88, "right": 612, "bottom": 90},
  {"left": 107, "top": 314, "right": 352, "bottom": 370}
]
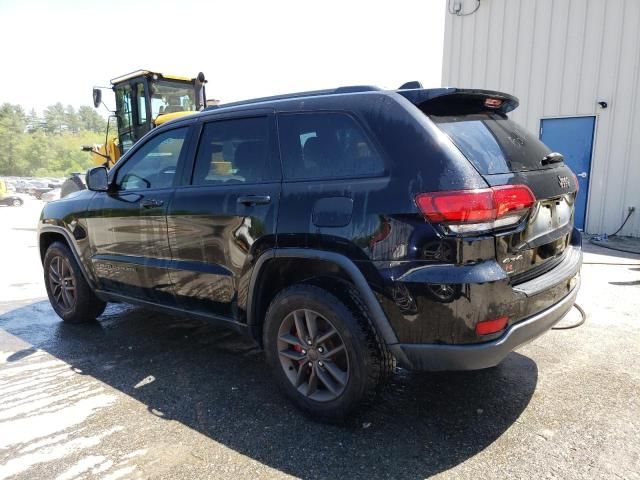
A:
[
  {"left": 278, "top": 112, "right": 384, "bottom": 180},
  {"left": 192, "top": 116, "right": 270, "bottom": 185},
  {"left": 430, "top": 113, "right": 551, "bottom": 174}
]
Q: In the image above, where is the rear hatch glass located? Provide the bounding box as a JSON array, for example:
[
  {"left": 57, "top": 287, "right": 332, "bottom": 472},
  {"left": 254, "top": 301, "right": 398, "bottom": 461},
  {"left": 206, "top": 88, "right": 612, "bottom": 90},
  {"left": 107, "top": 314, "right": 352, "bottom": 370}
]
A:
[{"left": 430, "top": 113, "right": 551, "bottom": 174}]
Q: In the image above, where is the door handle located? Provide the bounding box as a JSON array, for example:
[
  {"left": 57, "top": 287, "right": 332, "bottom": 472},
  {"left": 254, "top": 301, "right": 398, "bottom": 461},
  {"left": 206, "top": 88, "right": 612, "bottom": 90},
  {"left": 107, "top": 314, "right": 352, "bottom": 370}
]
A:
[
  {"left": 237, "top": 195, "right": 271, "bottom": 206},
  {"left": 576, "top": 172, "right": 588, "bottom": 178},
  {"left": 141, "top": 199, "right": 164, "bottom": 208}
]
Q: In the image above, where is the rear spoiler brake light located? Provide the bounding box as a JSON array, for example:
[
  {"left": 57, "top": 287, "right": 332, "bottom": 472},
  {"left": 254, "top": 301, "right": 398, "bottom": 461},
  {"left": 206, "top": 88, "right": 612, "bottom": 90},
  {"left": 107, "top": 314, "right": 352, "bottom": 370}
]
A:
[{"left": 397, "top": 88, "right": 519, "bottom": 115}]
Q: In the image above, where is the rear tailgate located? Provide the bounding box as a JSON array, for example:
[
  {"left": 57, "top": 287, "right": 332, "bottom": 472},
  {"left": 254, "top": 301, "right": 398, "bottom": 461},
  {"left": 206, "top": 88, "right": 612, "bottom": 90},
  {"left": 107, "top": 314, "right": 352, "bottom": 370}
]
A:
[
  {"left": 403, "top": 88, "right": 579, "bottom": 279},
  {"left": 483, "top": 168, "right": 576, "bottom": 280}
]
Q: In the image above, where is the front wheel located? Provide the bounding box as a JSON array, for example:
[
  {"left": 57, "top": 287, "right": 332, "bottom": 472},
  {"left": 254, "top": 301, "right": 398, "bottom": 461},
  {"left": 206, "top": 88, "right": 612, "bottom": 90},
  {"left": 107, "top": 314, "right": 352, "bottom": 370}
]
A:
[
  {"left": 12, "top": 198, "right": 23, "bottom": 207},
  {"left": 44, "top": 242, "right": 106, "bottom": 323},
  {"left": 263, "top": 283, "right": 393, "bottom": 421}
]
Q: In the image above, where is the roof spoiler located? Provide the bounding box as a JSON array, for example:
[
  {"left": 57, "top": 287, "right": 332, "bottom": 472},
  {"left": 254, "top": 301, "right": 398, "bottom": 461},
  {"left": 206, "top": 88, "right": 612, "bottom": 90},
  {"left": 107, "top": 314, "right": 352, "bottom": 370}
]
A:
[{"left": 397, "top": 88, "right": 519, "bottom": 115}]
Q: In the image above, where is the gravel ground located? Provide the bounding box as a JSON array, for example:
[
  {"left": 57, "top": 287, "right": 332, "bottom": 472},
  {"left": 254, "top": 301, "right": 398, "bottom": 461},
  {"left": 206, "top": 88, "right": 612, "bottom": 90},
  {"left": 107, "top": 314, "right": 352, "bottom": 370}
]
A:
[{"left": 0, "top": 198, "right": 639, "bottom": 480}]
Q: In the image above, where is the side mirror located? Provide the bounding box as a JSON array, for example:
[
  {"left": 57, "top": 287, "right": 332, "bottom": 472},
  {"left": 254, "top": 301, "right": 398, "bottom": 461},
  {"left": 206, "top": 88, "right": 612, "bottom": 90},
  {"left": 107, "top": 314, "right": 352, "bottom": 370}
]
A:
[
  {"left": 195, "top": 72, "right": 207, "bottom": 111},
  {"left": 86, "top": 167, "right": 109, "bottom": 192},
  {"left": 92, "top": 88, "right": 102, "bottom": 109}
]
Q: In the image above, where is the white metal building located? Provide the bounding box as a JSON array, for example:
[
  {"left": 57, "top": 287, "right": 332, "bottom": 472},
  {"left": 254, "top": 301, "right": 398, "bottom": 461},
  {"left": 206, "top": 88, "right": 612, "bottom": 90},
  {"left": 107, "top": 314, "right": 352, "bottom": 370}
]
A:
[{"left": 442, "top": 0, "right": 640, "bottom": 236}]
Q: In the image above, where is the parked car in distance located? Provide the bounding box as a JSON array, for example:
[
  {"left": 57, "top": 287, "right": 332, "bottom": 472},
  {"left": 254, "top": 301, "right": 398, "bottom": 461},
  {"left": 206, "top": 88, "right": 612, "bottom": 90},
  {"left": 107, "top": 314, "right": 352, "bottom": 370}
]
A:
[
  {"left": 0, "top": 195, "right": 24, "bottom": 207},
  {"left": 29, "top": 183, "right": 53, "bottom": 199},
  {"left": 14, "top": 180, "right": 29, "bottom": 193},
  {"left": 38, "top": 84, "right": 582, "bottom": 420},
  {"left": 41, "top": 188, "right": 61, "bottom": 203},
  {"left": 0, "top": 179, "right": 24, "bottom": 207}
]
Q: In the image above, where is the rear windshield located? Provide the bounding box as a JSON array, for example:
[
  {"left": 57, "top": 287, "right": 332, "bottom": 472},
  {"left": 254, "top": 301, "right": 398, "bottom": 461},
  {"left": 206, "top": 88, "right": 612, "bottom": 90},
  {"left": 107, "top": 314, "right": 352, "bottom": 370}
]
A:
[{"left": 430, "top": 113, "right": 552, "bottom": 174}]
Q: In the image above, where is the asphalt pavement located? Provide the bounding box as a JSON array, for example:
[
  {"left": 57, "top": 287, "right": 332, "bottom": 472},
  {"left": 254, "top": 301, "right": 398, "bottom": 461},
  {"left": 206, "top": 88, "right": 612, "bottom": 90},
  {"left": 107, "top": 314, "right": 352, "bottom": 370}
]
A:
[{"left": 0, "top": 198, "right": 639, "bottom": 479}]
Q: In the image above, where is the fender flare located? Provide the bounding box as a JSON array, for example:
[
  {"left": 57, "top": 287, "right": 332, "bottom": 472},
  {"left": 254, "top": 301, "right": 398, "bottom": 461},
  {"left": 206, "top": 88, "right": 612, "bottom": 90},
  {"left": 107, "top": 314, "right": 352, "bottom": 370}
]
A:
[
  {"left": 246, "top": 248, "right": 411, "bottom": 366},
  {"left": 39, "top": 225, "right": 97, "bottom": 289}
]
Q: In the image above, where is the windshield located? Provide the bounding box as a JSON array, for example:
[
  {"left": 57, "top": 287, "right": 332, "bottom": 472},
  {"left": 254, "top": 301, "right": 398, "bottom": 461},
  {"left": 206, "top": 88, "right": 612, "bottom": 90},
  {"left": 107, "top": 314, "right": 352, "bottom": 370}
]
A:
[
  {"left": 149, "top": 80, "right": 195, "bottom": 118},
  {"left": 430, "top": 113, "right": 552, "bottom": 174}
]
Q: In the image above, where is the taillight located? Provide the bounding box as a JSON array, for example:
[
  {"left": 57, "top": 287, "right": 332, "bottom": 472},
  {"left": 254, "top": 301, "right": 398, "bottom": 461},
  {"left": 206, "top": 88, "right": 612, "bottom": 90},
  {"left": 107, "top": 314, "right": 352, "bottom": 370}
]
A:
[{"left": 415, "top": 185, "right": 535, "bottom": 234}]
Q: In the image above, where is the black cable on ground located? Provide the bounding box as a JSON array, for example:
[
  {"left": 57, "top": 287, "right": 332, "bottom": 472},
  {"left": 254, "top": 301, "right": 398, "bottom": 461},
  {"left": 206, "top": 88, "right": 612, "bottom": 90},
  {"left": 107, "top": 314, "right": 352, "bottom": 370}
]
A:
[
  {"left": 589, "top": 209, "right": 638, "bottom": 255},
  {"left": 552, "top": 303, "right": 587, "bottom": 330},
  {"left": 610, "top": 209, "right": 634, "bottom": 237},
  {"left": 588, "top": 238, "right": 640, "bottom": 255}
]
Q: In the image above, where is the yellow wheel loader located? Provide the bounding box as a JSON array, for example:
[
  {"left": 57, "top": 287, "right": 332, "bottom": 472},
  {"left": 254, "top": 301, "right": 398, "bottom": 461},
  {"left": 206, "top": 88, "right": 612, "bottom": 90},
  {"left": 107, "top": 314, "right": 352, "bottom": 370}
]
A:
[{"left": 61, "top": 70, "right": 210, "bottom": 197}]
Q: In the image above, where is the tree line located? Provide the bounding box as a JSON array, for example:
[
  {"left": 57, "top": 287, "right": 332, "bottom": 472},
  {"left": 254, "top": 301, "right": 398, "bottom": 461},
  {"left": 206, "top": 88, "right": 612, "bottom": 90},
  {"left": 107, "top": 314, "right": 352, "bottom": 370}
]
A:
[{"left": 0, "top": 103, "right": 111, "bottom": 177}]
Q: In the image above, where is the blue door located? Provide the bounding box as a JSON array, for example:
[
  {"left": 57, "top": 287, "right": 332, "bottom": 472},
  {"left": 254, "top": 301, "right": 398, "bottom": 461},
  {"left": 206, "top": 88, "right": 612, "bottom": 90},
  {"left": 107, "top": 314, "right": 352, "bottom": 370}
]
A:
[{"left": 540, "top": 116, "right": 595, "bottom": 230}]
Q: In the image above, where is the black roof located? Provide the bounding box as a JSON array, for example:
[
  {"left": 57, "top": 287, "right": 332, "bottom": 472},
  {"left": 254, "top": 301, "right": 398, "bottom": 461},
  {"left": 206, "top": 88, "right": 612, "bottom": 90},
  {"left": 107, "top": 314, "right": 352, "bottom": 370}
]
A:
[
  {"left": 202, "top": 85, "right": 518, "bottom": 114},
  {"left": 203, "top": 85, "right": 382, "bottom": 112},
  {"left": 160, "top": 85, "right": 519, "bottom": 130}
]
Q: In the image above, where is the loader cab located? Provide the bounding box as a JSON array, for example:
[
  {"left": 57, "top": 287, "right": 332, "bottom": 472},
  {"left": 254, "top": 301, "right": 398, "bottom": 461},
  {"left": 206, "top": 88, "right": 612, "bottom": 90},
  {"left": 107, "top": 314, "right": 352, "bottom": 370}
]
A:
[{"left": 111, "top": 70, "right": 205, "bottom": 155}]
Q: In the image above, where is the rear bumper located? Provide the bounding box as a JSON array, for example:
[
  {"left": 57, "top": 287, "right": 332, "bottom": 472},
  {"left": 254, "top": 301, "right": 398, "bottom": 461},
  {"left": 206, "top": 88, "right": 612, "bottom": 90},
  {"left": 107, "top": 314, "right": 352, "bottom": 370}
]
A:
[{"left": 394, "top": 275, "right": 580, "bottom": 371}]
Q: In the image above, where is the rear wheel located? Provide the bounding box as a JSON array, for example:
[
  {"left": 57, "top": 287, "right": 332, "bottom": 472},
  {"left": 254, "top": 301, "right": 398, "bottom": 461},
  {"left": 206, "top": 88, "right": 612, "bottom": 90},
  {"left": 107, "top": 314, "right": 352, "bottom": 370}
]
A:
[
  {"left": 11, "top": 198, "right": 22, "bottom": 207},
  {"left": 263, "top": 283, "right": 393, "bottom": 421},
  {"left": 44, "top": 242, "right": 106, "bottom": 323},
  {"left": 277, "top": 307, "right": 350, "bottom": 402}
]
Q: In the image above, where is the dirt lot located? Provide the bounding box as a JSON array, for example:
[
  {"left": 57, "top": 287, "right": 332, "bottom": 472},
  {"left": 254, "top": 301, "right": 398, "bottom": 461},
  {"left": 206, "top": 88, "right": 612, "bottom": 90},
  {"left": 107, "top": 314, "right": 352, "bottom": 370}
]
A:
[{"left": 1, "top": 198, "right": 639, "bottom": 479}]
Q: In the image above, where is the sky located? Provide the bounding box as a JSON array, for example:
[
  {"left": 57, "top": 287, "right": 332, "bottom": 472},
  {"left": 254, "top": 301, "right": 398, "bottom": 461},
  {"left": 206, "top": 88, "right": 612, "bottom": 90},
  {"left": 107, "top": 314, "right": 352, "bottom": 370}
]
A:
[{"left": 0, "top": 0, "right": 445, "bottom": 115}]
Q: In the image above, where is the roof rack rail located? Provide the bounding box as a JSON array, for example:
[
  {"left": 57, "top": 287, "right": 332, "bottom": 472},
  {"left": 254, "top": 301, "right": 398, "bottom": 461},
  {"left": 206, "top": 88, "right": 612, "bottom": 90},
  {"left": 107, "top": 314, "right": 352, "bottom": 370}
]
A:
[
  {"left": 334, "top": 85, "right": 380, "bottom": 93},
  {"left": 204, "top": 85, "right": 381, "bottom": 111}
]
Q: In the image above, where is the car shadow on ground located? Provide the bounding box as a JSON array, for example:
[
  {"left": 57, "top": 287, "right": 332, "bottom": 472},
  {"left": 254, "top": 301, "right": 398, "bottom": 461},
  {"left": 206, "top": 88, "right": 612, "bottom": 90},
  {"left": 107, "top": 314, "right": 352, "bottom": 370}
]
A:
[{"left": 0, "top": 301, "right": 538, "bottom": 479}]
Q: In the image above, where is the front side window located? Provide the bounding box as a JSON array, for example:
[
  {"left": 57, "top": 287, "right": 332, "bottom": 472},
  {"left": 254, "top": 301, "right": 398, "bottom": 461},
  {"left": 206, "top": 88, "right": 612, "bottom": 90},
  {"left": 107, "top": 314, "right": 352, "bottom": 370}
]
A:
[
  {"left": 278, "top": 112, "right": 384, "bottom": 180},
  {"left": 115, "top": 127, "right": 188, "bottom": 191},
  {"left": 191, "top": 117, "right": 270, "bottom": 185}
]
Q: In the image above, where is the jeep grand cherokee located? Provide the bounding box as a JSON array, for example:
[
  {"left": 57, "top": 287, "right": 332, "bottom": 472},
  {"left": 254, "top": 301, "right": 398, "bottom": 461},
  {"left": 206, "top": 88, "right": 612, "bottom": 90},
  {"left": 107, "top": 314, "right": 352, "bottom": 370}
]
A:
[{"left": 39, "top": 85, "right": 581, "bottom": 420}]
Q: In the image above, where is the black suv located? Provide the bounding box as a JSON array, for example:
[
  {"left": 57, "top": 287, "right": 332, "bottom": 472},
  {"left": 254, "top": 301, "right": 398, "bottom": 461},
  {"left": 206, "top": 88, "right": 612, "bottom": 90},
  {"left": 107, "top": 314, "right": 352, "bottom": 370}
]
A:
[{"left": 39, "top": 86, "right": 581, "bottom": 420}]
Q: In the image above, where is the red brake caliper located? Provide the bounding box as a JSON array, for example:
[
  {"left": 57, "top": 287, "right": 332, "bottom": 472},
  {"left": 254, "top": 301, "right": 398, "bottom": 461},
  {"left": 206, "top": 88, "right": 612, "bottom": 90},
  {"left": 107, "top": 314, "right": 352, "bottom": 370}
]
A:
[{"left": 291, "top": 329, "right": 306, "bottom": 366}]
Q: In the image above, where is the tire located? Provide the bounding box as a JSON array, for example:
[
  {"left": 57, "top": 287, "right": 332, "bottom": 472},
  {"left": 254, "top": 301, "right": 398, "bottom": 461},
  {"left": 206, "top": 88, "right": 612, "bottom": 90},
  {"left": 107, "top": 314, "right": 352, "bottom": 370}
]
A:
[
  {"left": 11, "top": 198, "right": 22, "bottom": 207},
  {"left": 44, "top": 241, "right": 106, "bottom": 323},
  {"left": 263, "top": 283, "right": 394, "bottom": 421},
  {"left": 60, "top": 176, "right": 86, "bottom": 198}
]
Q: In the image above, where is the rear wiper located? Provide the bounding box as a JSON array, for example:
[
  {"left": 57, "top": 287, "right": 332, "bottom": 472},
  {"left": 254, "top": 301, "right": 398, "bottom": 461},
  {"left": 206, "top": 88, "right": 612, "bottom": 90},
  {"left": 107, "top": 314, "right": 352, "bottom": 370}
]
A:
[{"left": 541, "top": 152, "right": 564, "bottom": 166}]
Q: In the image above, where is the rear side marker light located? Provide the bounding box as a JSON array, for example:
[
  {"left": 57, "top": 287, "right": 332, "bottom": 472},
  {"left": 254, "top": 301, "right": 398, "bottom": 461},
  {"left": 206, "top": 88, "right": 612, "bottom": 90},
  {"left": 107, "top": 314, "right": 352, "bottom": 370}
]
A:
[
  {"left": 476, "top": 316, "right": 509, "bottom": 335},
  {"left": 415, "top": 185, "right": 535, "bottom": 234}
]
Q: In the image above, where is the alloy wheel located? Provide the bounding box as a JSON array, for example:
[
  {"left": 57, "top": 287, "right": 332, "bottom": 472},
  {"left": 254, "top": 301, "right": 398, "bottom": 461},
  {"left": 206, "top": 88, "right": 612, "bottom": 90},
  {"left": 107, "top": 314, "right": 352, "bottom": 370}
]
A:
[
  {"left": 48, "top": 256, "right": 76, "bottom": 312},
  {"left": 277, "top": 308, "right": 350, "bottom": 402}
]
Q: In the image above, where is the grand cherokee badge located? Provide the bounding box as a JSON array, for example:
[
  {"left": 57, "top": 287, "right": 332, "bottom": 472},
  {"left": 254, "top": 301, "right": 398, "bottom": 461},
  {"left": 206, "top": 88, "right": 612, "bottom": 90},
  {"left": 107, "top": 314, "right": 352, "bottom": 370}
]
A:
[{"left": 558, "top": 175, "right": 570, "bottom": 188}]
